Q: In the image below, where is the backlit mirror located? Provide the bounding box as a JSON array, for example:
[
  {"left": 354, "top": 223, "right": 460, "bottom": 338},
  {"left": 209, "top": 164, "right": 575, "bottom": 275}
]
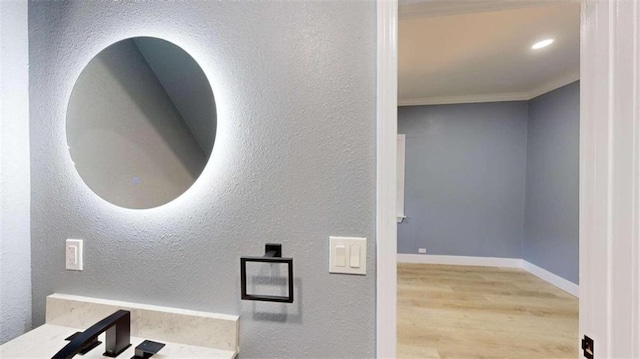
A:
[{"left": 66, "top": 37, "right": 215, "bottom": 209}]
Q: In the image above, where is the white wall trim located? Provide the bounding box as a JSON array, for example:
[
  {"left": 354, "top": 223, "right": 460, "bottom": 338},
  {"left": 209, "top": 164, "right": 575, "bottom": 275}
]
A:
[
  {"left": 579, "top": 0, "right": 640, "bottom": 356},
  {"left": 398, "top": 254, "right": 579, "bottom": 297},
  {"left": 527, "top": 71, "right": 581, "bottom": 100},
  {"left": 399, "top": 72, "right": 580, "bottom": 107},
  {"left": 397, "top": 254, "right": 522, "bottom": 268},
  {"left": 522, "top": 260, "right": 579, "bottom": 297},
  {"left": 396, "top": 134, "right": 405, "bottom": 223},
  {"left": 398, "top": 92, "right": 530, "bottom": 107},
  {"left": 376, "top": 0, "right": 398, "bottom": 358},
  {"left": 399, "top": 0, "right": 578, "bottom": 20}
]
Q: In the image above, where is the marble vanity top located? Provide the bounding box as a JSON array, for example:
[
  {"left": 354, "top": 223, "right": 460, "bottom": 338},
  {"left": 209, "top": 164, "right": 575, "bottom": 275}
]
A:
[
  {"left": 0, "top": 294, "right": 239, "bottom": 358},
  {"left": 0, "top": 324, "right": 236, "bottom": 358}
]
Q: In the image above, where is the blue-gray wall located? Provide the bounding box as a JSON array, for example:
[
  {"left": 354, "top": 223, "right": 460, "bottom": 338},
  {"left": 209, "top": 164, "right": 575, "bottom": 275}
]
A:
[
  {"left": 524, "top": 82, "right": 580, "bottom": 284},
  {"left": 398, "top": 82, "right": 579, "bottom": 284},
  {"left": 397, "top": 102, "right": 528, "bottom": 258}
]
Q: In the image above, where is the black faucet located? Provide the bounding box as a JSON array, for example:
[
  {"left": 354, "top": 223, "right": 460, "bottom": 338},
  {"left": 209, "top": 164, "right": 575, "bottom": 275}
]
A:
[{"left": 52, "top": 310, "right": 131, "bottom": 359}]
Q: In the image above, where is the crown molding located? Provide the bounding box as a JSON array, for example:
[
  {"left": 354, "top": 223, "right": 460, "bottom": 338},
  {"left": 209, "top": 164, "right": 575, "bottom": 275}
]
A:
[
  {"left": 399, "top": 0, "right": 579, "bottom": 20},
  {"left": 399, "top": 72, "right": 580, "bottom": 107},
  {"left": 527, "top": 70, "right": 580, "bottom": 99},
  {"left": 399, "top": 92, "right": 530, "bottom": 106}
]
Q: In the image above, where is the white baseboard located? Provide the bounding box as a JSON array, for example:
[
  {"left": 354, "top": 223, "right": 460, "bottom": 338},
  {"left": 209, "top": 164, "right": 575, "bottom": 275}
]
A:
[
  {"left": 521, "top": 260, "right": 579, "bottom": 297},
  {"left": 397, "top": 254, "right": 579, "bottom": 297},
  {"left": 397, "top": 254, "right": 522, "bottom": 268}
]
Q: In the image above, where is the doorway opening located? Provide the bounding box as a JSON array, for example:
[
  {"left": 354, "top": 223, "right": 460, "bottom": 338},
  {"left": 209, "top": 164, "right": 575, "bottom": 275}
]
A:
[{"left": 396, "top": 2, "right": 580, "bottom": 357}]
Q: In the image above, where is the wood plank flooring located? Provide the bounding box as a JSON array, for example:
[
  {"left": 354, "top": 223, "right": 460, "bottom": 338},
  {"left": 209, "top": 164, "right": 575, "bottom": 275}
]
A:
[{"left": 398, "top": 264, "right": 579, "bottom": 359}]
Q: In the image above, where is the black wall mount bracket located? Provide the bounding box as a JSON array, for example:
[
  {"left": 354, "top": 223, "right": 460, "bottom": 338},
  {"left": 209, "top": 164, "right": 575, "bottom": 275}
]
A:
[
  {"left": 240, "top": 243, "right": 294, "bottom": 303},
  {"left": 582, "top": 335, "right": 594, "bottom": 359}
]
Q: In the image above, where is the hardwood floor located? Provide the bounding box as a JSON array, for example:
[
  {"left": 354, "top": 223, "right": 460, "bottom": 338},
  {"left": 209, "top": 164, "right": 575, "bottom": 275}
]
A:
[{"left": 397, "top": 264, "right": 579, "bottom": 359}]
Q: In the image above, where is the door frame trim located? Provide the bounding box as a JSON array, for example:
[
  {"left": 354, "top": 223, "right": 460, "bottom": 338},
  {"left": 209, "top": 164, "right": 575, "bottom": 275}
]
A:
[
  {"left": 579, "top": 0, "right": 640, "bottom": 356},
  {"left": 376, "top": 1, "right": 398, "bottom": 358}
]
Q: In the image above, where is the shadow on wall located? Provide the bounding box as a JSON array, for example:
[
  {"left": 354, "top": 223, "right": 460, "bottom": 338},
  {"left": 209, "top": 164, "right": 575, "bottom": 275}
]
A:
[
  {"left": 246, "top": 278, "right": 303, "bottom": 324},
  {"left": 242, "top": 261, "right": 303, "bottom": 324}
]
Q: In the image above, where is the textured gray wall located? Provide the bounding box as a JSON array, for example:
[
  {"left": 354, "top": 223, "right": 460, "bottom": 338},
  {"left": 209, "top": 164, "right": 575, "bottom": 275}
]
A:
[
  {"left": 0, "top": 0, "right": 32, "bottom": 345},
  {"left": 29, "top": 1, "right": 376, "bottom": 358},
  {"left": 524, "top": 82, "right": 579, "bottom": 284},
  {"left": 397, "top": 102, "right": 528, "bottom": 258}
]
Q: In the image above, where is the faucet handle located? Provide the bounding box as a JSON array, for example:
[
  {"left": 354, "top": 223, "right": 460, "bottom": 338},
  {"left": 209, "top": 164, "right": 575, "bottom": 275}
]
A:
[
  {"left": 63, "top": 332, "right": 101, "bottom": 355},
  {"left": 131, "top": 340, "right": 165, "bottom": 359}
]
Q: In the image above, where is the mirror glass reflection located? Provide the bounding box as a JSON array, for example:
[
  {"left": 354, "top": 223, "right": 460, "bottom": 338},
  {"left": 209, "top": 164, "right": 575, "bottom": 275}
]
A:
[{"left": 66, "top": 37, "right": 216, "bottom": 209}]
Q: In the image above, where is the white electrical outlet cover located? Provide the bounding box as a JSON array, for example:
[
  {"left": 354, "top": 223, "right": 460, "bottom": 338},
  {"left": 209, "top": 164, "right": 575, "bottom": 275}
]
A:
[
  {"left": 418, "top": 248, "right": 427, "bottom": 254},
  {"left": 66, "top": 239, "right": 83, "bottom": 271}
]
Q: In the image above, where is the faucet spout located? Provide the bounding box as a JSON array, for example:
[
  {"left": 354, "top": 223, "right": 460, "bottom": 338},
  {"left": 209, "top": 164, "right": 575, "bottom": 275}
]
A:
[{"left": 52, "top": 310, "right": 131, "bottom": 359}]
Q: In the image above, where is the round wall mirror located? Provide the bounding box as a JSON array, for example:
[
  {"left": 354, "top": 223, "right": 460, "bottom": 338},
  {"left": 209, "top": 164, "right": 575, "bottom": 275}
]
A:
[{"left": 66, "top": 37, "right": 216, "bottom": 209}]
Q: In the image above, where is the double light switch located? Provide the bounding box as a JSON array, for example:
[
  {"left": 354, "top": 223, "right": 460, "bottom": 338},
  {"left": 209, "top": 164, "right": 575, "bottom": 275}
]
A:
[{"left": 329, "top": 236, "right": 366, "bottom": 275}]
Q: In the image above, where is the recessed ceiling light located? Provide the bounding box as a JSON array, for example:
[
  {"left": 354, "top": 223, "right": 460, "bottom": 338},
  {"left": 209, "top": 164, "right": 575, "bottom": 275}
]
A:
[{"left": 532, "top": 39, "right": 554, "bottom": 50}]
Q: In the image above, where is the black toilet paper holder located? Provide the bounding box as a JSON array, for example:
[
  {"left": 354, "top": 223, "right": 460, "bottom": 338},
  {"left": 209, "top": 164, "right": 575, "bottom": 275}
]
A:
[{"left": 240, "top": 244, "right": 294, "bottom": 303}]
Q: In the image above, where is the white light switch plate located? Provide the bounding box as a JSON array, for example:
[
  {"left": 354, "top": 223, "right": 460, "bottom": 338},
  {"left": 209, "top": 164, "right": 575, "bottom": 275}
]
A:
[
  {"left": 66, "top": 239, "right": 83, "bottom": 271},
  {"left": 329, "top": 236, "right": 366, "bottom": 275}
]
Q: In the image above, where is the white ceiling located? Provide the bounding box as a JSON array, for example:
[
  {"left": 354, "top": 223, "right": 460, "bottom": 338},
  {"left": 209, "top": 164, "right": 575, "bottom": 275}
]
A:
[{"left": 399, "top": 2, "right": 580, "bottom": 106}]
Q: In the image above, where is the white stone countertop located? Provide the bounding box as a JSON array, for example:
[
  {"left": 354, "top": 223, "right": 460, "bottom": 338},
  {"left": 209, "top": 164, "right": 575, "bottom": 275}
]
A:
[{"left": 0, "top": 324, "right": 237, "bottom": 359}]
